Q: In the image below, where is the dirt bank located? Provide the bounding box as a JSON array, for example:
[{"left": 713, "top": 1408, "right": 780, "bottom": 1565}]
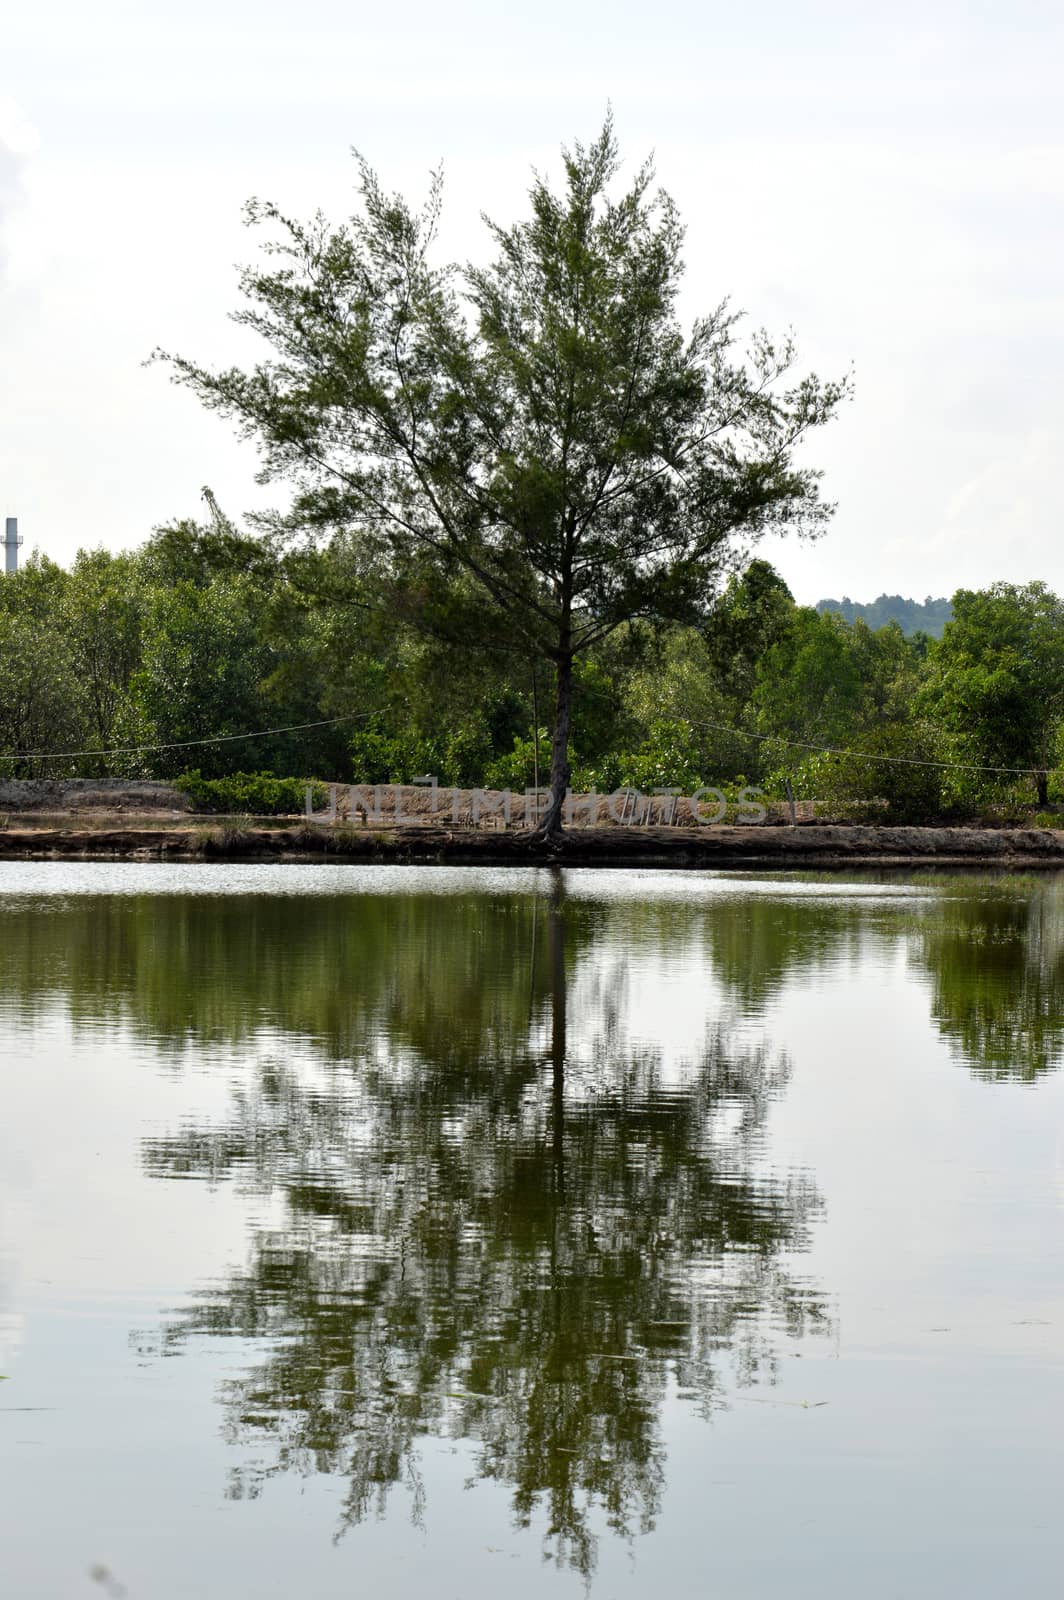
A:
[
  {"left": 1, "top": 821, "right": 1063, "bottom": 869},
  {"left": 0, "top": 779, "right": 190, "bottom": 813}
]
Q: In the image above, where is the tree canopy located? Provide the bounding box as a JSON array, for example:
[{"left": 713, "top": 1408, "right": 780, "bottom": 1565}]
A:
[{"left": 921, "top": 581, "right": 1064, "bottom": 806}]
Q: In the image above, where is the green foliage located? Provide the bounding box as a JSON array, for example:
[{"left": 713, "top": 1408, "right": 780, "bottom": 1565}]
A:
[
  {"left": 921, "top": 582, "right": 1064, "bottom": 805},
  {"left": 175, "top": 769, "right": 326, "bottom": 815},
  {"left": 816, "top": 593, "right": 953, "bottom": 638},
  {"left": 752, "top": 607, "right": 933, "bottom": 806},
  {"left": 482, "top": 731, "right": 551, "bottom": 792},
  {"left": 348, "top": 725, "right": 441, "bottom": 785},
  {"left": 0, "top": 524, "right": 1059, "bottom": 833},
  {"left": 60, "top": 549, "right": 147, "bottom": 771},
  {"left": 0, "top": 610, "right": 86, "bottom": 778},
  {"left": 753, "top": 608, "right": 867, "bottom": 748},
  {"left": 158, "top": 116, "right": 847, "bottom": 830},
  {"left": 615, "top": 718, "right": 703, "bottom": 792},
  {"left": 132, "top": 576, "right": 276, "bottom": 777},
  {"left": 769, "top": 722, "right": 943, "bottom": 822},
  {"left": 438, "top": 724, "right": 494, "bottom": 789},
  {"left": 704, "top": 559, "right": 796, "bottom": 702},
  {"left": 0, "top": 551, "right": 69, "bottom": 623}
]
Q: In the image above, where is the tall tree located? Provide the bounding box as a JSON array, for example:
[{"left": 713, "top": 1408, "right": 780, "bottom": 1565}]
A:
[{"left": 158, "top": 116, "right": 848, "bottom": 835}]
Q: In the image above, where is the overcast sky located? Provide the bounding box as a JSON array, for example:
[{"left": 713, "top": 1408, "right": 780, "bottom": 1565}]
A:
[{"left": 2, "top": 0, "right": 1063, "bottom": 603}]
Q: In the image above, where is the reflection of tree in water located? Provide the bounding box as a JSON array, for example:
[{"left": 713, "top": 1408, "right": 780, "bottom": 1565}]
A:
[
  {"left": 12, "top": 873, "right": 1059, "bottom": 1568},
  {"left": 0, "top": 886, "right": 570, "bottom": 1058},
  {"left": 909, "top": 884, "right": 1064, "bottom": 1081},
  {"left": 138, "top": 881, "right": 827, "bottom": 1578},
  {"left": 7, "top": 875, "right": 1062, "bottom": 1086},
  {"left": 688, "top": 878, "right": 1064, "bottom": 1084},
  {"left": 697, "top": 891, "right": 878, "bottom": 1014}
]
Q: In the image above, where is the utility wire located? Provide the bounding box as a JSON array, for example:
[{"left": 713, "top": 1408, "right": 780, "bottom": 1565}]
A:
[
  {"left": 684, "top": 715, "right": 1060, "bottom": 778},
  {"left": 2, "top": 710, "right": 380, "bottom": 765},
  {"left": 7, "top": 703, "right": 1058, "bottom": 782}
]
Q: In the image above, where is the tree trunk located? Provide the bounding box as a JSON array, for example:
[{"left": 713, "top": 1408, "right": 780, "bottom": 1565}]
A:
[
  {"left": 535, "top": 653, "right": 573, "bottom": 839},
  {"left": 1036, "top": 769, "right": 1049, "bottom": 807},
  {"left": 548, "top": 872, "right": 567, "bottom": 1204},
  {"left": 531, "top": 662, "right": 540, "bottom": 794}
]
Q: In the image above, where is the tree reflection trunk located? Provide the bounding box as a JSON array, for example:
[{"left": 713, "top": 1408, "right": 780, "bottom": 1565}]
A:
[{"left": 548, "top": 869, "right": 566, "bottom": 1207}]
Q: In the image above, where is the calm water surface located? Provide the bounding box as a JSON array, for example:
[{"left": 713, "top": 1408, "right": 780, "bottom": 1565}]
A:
[{"left": 1, "top": 864, "right": 1062, "bottom": 1598}]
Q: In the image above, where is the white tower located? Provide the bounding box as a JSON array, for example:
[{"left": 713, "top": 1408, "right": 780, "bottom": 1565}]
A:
[{"left": 4, "top": 517, "right": 22, "bottom": 575}]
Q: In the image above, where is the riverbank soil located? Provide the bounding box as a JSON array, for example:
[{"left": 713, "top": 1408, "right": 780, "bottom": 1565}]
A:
[
  {"left": 1, "top": 818, "right": 1063, "bottom": 868},
  {"left": 2, "top": 781, "right": 1062, "bottom": 867}
]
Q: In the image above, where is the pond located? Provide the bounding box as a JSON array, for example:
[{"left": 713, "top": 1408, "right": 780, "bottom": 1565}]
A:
[{"left": 1, "top": 864, "right": 1062, "bottom": 1598}]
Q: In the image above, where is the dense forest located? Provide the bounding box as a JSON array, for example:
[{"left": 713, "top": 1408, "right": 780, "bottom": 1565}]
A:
[
  {"left": 1, "top": 526, "right": 1061, "bottom": 821},
  {"left": 815, "top": 594, "right": 953, "bottom": 638}
]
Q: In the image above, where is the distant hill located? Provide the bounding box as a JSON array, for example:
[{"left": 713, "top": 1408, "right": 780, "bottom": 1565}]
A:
[{"left": 815, "top": 593, "right": 953, "bottom": 639}]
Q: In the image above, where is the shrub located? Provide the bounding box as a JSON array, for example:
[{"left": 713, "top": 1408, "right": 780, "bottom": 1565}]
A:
[
  {"left": 348, "top": 727, "right": 441, "bottom": 784},
  {"left": 766, "top": 723, "right": 944, "bottom": 823},
  {"left": 175, "top": 769, "right": 326, "bottom": 815},
  {"left": 483, "top": 731, "right": 552, "bottom": 791}
]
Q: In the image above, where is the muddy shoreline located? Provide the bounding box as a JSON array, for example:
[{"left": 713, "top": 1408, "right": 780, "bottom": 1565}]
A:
[{"left": 1, "top": 821, "right": 1064, "bottom": 870}]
